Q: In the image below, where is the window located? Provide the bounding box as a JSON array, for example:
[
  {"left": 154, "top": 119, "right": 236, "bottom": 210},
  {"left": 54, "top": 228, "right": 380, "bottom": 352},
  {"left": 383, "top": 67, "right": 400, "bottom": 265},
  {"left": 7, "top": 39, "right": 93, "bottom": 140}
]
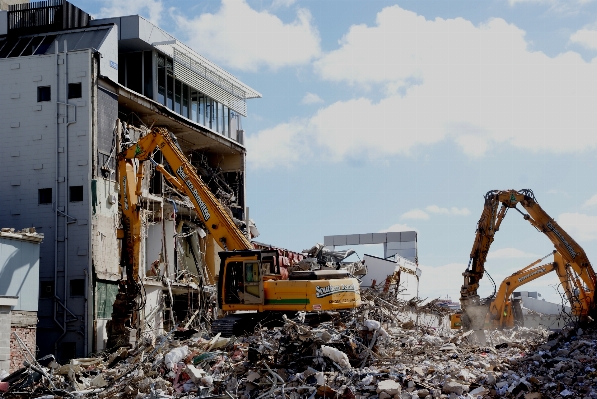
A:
[
  {"left": 126, "top": 52, "right": 143, "bottom": 94},
  {"left": 206, "top": 99, "right": 214, "bottom": 129},
  {"left": 191, "top": 90, "right": 198, "bottom": 122},
  {"left": 166, "top": 74, "right": 173, "bottom": 109},
  {"left": 222, "top": 104, "right": 229, "bottom": 136},
  {"left": 68, "top": 83, "right": 82, "bottom": 99},
  {"left": 96, "top": 281, "right": 119, "bottom": 319},
  {"left": 157, "top": 54, "right": 165, "bottom": 105},
  {"left": 219, "top": 103, "right": 225, "bottom": 134},
  {"left": 174, "top": 79, "right": 182, "bottom": 114},
  {"left": 182, "top": 83, "right": 189, "bottom": 118},
  {"left": 143, "top": 51, "right": 153, "bottom": 98},
  {"left": 198, "top": 94, "right": 205, "bottom": 126},
  {"left": 37, "top": 86, "right": 51, "bottom": 102},
  {"left": 38, "top": 188, "right": 52, "bottom": 204},
  {"left": 70, "top": 279, "right": 85, "bottom": 296},
  {"left": 40, "top": 281, "right": 54, "bottom": 298},
  {"left": 69, "top": 185, "right": 83, "bottom": 202},
  {"left": 166, "top": 57, "right": 174, "bottom": 109}
]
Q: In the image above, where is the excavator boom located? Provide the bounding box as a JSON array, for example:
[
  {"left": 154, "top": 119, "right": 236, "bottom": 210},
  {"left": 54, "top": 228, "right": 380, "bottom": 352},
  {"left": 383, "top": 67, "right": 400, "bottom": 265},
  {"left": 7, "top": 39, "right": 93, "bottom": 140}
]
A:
[{"left": 120, "top": 128, "right": 252, "bottom": 251}]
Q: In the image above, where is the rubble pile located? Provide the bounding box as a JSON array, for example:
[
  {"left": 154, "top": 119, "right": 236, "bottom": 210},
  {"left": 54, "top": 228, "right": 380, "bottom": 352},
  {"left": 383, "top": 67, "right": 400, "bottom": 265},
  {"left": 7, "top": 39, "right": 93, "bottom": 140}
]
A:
[
  {"left": 511, "top": 324, "right": 597, "bottom": 399},
  {"left": 1, "top": 294, "right": 595, "bottom": 398}
]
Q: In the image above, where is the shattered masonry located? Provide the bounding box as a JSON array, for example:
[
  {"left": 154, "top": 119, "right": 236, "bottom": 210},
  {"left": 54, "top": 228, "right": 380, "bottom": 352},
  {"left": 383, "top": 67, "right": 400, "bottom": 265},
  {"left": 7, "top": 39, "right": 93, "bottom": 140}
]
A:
[{"left": 2, "top": 287, "right": 597, "bottom": 398}]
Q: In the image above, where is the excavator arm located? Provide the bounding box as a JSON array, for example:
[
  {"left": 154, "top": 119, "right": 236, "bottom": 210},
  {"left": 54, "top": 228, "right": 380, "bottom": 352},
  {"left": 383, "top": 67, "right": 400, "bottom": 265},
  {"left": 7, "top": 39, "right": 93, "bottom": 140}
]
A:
[
  {"left": 106, "top": 157, "right": 144, "bottom": 348},
  {"left": 488, "top": 251, "right": 561, "bottom": 328},
  {"left": 109, "top": 126, "right": 252, "bottom": 348},
  {"left": 120, "top": 127, "right": 252, "bottom": 251},
  {"left": 461, "top": 189, "right": 596, "bottom": 329}
]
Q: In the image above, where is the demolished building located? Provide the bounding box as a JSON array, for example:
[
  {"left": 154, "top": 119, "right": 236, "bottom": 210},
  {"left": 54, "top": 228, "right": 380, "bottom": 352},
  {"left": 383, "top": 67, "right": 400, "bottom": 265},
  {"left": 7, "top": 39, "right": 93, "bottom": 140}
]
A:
[{"left": 0, "top": 0, "right": 260, "bottom": 361}]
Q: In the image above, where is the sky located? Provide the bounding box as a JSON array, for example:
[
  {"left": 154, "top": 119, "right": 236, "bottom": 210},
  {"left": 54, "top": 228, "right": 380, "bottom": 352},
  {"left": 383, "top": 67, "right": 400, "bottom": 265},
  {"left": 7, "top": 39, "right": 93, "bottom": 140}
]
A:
[{"left": 79, "top": 0, "right": 597, "bottom": 304}]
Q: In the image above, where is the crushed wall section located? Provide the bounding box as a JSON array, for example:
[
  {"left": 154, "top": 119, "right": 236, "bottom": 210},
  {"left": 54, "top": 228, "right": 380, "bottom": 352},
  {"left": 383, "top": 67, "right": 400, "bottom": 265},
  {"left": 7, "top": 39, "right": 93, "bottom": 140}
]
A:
[
  {"left": 91, "top": 84, "right": 120, "bottom": 282},
  {"left": 10, "top": 311, "right": 37, "bottom": 372}
]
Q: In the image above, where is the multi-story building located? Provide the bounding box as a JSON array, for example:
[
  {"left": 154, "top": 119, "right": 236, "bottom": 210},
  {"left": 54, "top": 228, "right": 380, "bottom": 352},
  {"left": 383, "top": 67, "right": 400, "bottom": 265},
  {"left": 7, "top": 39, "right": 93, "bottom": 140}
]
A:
[{"left": 0, "top": 0, "right": 260, "bottom": 360}]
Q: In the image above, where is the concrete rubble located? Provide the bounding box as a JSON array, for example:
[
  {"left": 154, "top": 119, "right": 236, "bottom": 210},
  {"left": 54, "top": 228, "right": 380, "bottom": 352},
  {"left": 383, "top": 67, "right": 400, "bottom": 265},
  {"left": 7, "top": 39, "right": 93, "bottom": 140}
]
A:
[{"left": 1, "top": 289, "right": 596, "bottom": 398}]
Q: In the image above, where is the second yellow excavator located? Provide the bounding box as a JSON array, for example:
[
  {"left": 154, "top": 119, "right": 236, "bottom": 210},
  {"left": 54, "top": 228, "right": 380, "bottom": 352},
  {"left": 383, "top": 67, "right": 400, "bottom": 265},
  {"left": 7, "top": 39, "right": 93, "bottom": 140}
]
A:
[
  {"left": 485, "top": 250, "right": 569, "bottom": 329},
  {"left": 459, "top": 189, "right": 596, "bottom": 331}
]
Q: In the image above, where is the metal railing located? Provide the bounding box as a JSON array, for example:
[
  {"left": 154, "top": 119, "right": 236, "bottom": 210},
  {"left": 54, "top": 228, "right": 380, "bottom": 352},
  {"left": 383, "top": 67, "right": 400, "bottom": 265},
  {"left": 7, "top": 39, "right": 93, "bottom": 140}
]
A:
[{"left": 7, "top": 0, "right": 89, "bottom": 36}]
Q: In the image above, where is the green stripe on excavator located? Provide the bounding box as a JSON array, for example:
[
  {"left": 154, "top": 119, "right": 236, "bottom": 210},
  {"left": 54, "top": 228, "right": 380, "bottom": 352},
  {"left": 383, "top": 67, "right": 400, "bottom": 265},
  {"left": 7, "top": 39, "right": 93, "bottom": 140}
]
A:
[{"left": 265, "top": 298, "right": 310, "bottom": 305}]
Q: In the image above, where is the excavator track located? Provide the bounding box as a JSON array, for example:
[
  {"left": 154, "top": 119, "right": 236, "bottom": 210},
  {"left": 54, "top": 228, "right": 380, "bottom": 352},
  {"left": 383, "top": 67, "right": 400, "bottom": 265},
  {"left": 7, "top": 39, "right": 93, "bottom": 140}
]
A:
[
  {"left": 211, "top": 313, "right": 288, "bottom": 337},
  {"left": 211, "top": 311, "right": 343, "bottom": 337}
]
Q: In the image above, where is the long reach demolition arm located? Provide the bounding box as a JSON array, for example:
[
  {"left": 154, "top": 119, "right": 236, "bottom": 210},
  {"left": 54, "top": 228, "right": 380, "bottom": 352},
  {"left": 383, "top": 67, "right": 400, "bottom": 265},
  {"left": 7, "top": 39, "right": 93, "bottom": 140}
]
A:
[{"left": 460, "top": 189, "right": 596, "bottom": 329}]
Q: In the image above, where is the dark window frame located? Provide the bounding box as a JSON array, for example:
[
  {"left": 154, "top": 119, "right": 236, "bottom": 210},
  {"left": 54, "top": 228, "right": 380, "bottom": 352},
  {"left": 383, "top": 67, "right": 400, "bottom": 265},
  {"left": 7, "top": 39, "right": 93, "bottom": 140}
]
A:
[
  {"left": 70, "top": 279, "right": 85, "bottom": 297},
  {"left": 67, "top": 82, "right": 82, "bottom": 99},
  {"left": 38, "top": 188, "right": 52, "bottom": 204},
  {"left": 69, "top": 185, "right": 83, "bottom": 202},
  {"left": 37, "top": 86, "right": 51, "bottom": 102}
]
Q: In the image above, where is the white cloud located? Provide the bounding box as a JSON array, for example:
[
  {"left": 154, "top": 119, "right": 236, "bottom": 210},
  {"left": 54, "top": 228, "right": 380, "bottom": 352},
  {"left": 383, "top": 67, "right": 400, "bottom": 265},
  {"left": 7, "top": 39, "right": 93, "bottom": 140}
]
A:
[
  {"left": 302, "top": 92, "right": 324, "bottom": 104},
  {"left": 584, "top": 194, "right": 597, "bottom": 207},
  {"left": 271, "top": 0, "right": 296, "bottom": 8},
  {"left": 426, "top": 205, "right": 471, "bottom": 216},
  {"left": 557, "top": 212, "right": 597, "bottom": 241},
  {"left": 425, "top": 205, "right": 449, "bottom": 215},
  {"left": 401, "top": 209, "right": 429, "bottom": 220},
  {"left": 245, "top": 122, "right": 307, "bottom": 168},
  {"left": 570, "top": 28, "right": 597, "bottom": 50},
  {"left": 487, "top": 248, "right": 539, "bottom": 259},
  {"left": 96, "top": 0, "right": 163, "bottom": 25},
  {"left": 379, "top": 223, "right": 417, "bottom": 233},
  {"left": 171, "top": 0, "right": 321, "bottom": 71},
  {"left": 248, "top": 6, "right": 597, "bottom": 168},
  {"left": 450, "top": 207, "right": 471, "bottom": 216},
  {"left": 508, "top": 0, "right": 595, "bottom": 11}
]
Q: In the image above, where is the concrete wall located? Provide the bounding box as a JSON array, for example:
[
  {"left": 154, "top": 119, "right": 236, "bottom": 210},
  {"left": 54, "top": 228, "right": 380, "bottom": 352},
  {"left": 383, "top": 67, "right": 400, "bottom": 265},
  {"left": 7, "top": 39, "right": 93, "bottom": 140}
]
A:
[
  {"left": 324, "top": 231, "right": 418, "bottom": 263},
  {"left": 91, "top": 86, "right": 120, "bottom": 282},
  {"left": 0, "top": 237, "right": 40, "bottom": 311},
  {"left": 96, "top": 25, "right": 119, "bottom": 83},
  {"left": 0, "top": 49, "right": 93, "bottom": 359}
]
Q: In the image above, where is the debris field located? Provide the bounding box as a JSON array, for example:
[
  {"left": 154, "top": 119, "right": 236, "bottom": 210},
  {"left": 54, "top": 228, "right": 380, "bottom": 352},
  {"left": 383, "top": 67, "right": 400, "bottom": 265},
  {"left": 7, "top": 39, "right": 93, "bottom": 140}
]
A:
[{"left": 2, "top": 288, "right": 596, "bottom": 399}]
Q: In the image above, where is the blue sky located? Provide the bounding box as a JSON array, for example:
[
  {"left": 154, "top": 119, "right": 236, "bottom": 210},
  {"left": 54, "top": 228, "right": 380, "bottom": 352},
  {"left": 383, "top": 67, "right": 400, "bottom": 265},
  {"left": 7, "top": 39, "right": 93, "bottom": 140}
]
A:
[{"left": 81, "top": 0, "right": 597, "bottom": 304}]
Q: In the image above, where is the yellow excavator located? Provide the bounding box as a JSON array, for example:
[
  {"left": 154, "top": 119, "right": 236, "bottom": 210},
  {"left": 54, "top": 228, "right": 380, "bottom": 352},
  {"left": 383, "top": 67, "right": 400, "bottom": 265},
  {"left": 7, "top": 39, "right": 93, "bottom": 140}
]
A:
[
  {"left": 108, "top": 126, "right": 361, "bottom": 344},
  {"left": 459, "top": 189, "right": 596, "bottom": 331}
]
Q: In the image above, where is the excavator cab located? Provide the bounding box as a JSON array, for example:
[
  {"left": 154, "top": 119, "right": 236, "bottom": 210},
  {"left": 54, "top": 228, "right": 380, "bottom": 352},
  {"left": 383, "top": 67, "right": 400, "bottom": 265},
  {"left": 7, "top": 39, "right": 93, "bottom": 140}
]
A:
[{"left": 218, "top": 250, "right": 280, "bottom": 309}]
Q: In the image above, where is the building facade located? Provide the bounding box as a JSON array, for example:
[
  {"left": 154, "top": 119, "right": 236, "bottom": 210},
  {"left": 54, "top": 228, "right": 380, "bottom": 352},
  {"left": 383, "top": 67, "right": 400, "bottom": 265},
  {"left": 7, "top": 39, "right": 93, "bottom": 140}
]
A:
[{"left": 0, "top": 0, "right": 259, "bottom": 360}]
